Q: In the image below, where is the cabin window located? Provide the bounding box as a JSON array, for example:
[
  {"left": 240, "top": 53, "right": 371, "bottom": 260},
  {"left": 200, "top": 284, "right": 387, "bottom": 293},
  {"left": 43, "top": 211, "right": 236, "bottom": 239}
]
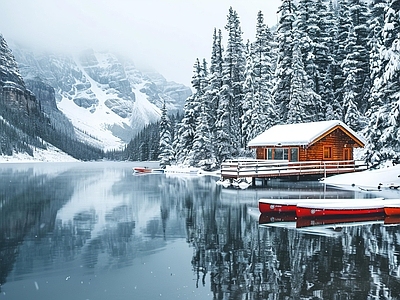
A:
[
  {"left": 266, "top": 148, "right": 273, "bottom": 160},
  {"left": 263, "top": 148, "right": 296, "bottom": 161},
  {"left": 274, "top": 148, "right": 288, "bottom": 160},
  {"left": 290, "top": 148, "right": 299, "bottom": 162},
  {"left": 274, "top": 149, "right": 283, "bottom": 160},
  {"left": 323, "top": 146, "right": 332, "bottom": 159}
]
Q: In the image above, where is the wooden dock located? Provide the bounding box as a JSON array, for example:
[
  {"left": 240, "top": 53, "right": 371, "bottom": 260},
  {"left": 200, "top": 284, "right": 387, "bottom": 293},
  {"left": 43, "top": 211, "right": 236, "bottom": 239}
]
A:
[{"left": 220, "top": 159, "right": 368, "bottom": 181}]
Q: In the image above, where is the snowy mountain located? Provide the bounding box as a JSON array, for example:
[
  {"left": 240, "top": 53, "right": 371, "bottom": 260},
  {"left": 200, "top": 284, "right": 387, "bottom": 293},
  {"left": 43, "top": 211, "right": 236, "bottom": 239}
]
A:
[
  {"left": 1, "top": 34, "right": 92, "bottom": 161},
  {"left": 10, "top": 45, "right": 191, "bottom": 151}
]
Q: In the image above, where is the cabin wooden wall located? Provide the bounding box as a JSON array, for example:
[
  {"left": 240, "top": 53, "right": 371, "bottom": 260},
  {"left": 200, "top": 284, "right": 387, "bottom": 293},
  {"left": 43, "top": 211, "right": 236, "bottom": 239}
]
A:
[
  {"left": 301, "top": 128, "right": 355, "bottom": 161},
  {"left": 256, "top": 148, "right": 265, "bottom": 159},
  {"left": 253, "top": 128, "right": 357, "bottom": 161}
]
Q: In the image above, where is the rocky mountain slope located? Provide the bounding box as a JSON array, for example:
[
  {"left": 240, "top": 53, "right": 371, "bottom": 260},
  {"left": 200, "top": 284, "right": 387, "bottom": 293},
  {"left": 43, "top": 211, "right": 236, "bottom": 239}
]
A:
[
  {"left": 10, "top": 44, "right": 191, "bottom": 150},
  {"left": 0, "top": 34, "right": 102, "bottom": 160}
]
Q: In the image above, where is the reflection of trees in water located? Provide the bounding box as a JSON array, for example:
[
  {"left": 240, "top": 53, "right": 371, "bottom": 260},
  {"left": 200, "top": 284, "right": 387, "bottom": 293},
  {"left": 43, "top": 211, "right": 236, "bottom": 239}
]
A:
[
  {"left": 0, "top": 168, "right": 75, "bottom": 290},
  {"left": 4, "top": 168, "right": 400, "bottom": 299},
  {"left": 187, "top": 193, "right": 400, "bottom": 299}
]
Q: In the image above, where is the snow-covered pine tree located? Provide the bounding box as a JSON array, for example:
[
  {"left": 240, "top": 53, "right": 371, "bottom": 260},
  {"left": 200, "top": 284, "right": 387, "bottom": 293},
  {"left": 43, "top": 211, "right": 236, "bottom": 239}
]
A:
[
  {"left": 274, "top": 0, "right": 297, "bottom": 123},
  {"left": 368, "top": 0, "right": 386, "bottom": 106},
  {"left": 342, "top": 26, "right": 363, "bottom": 130},
  {"left": 242, "top": 10, "right": 277, "bottom": 147},
  {"left": 206, "top": 28, "right": 224, "bottom": 135},
  {"left": 188, "top": 59, "right": 216, "bottom": 169},
  {"left": 297, "top": 0, "right": 335, "bottom": 120},
  {"left": 365, "top": 0, "right": 400, "bottom": 164},
  {"left": 158, "top": 99, "right": 174, "bottom": 168},
  {"left": 364, "top": 0, "right": 387, "bottom": 137},
  {"left": 287, "top": 25, "right": 321, "bottom": 124},
  {"left": 333, "top": 0, "right": 370, "bottom": 130},
  {"left": 241, "top": 41, "right": 256, "bottom": 148},
  {"left": 188, "top": 96, "right": 215, "bottom": 170},
  {"left": 175, "top": 59, "right": 204, "bottom": 164},
  {"left": 324, "top": 0, "right": 343, "bottom": 121},
  {"left": 348, "top": 0, "right": 371, "bottom": 116},
  {"left": 218, "top": 7, "right": 246, "bottom": 157},
  {"left": 297, "top": 0, "right": 318, "bottom": 89},
  {"left": 332, "top": 0, "right": 352, "bottom": 121}
]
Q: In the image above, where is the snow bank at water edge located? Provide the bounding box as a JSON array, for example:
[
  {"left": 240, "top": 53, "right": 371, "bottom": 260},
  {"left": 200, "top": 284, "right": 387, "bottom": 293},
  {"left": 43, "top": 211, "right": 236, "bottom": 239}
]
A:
[
  {"left": 321, "top": 164, "right": 400, "bottom": 190},
  {"left": 0, "top": 145, "right": 78, "bottom": 163}
]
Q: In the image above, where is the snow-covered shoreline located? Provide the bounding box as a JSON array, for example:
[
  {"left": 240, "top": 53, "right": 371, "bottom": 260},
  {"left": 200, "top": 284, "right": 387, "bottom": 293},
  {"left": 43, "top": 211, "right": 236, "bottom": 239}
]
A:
[
  {"left": 2, "top": 147, "right": 400, "bottom": 195},
  {"left": 0, "top": 145, "right": 78, "bottom": 163},
  {"left": 322, "top": 163, "right": 400, "bottom": 190}
]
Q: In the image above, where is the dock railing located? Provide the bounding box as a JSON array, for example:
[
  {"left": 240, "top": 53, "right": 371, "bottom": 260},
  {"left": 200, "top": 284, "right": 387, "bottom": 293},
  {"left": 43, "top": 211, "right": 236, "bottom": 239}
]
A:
[{"left": 220, "top": 159, "right": 368, "bottom": 180}]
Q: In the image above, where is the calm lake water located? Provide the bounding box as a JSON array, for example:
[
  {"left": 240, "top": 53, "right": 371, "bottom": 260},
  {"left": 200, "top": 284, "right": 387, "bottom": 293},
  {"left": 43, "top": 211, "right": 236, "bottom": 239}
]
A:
[{"left": 1, "top": 162, "right": 400, "bottom": 300}]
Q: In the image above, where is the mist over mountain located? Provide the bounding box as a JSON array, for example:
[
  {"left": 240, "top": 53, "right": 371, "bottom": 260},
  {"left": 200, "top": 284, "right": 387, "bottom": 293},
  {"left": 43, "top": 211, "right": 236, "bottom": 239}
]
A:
[
  {"left": 9, "top": 43, "right": 191, "bottom": 150},
  {"left": 0, "top": 33, "right": 191, "bottom": 160},
  {"left": 0, "top": 34, "right": 104, "bottom": 160}
]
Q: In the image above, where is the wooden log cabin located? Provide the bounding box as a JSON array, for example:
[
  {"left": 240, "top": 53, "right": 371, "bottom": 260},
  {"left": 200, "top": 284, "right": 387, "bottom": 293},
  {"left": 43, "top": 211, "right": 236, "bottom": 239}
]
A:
[
  {"left": 220, "top": 120, "right": 367, "bottom": 183},
  {"left": 247, "top": 120, "right": 365, "bottom": 162}
]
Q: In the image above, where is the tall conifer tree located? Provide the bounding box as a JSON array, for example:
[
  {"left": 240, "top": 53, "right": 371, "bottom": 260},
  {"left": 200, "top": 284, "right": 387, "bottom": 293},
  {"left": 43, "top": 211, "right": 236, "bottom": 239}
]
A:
[
  {"left": 158, "top": 100, "right": 174, "bottom": 168},
  {"left": 275, "top": 0, "right": 297, "bottom": 123},
  {"left": 365, "top": 0, "right": 400, "bottom": 163},
  {"left": 242, "top": 11, "right": 277, "bottom": 146},
  {"left": 218, "top": 7, "right": 245, "bottom": 156}
]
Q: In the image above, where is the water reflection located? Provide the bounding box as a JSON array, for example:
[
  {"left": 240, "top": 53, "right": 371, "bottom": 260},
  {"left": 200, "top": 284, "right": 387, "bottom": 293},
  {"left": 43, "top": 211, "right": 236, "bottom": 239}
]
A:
[{"left": 1, "top": 162, "right": 400, "bottom": 299}]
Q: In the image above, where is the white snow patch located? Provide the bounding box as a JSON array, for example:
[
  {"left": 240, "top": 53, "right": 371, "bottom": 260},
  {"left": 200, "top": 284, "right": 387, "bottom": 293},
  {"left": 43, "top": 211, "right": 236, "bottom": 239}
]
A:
[
  {"left": 322, "top": 164, "right": 400, "bottom": 190},
  {"left": 58, "top": 95, "right": 124, "bottom": 150},
  {"left": 130, "top": 83, "right": 161, "bottom": 125},
  {"left": 0, "top": 144, "right": 78, "bottom": 163}
]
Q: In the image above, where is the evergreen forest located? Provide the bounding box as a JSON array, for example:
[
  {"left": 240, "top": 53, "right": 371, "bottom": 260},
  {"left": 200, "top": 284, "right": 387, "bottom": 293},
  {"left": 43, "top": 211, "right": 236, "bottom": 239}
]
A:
[{"left": 129, "top": 0, "right": 399, "bottom": 170}]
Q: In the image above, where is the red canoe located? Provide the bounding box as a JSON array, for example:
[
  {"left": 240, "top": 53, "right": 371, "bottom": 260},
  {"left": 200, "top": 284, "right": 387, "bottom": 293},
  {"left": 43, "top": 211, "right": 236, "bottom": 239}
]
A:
[
  {"left": 133, "top": 167, "right": 152, "bottom": 174},
  {"left": 383, "top": 199, "right": 400, "bottom": 216},
  {"left": 258, "top": 198, "right": 363, "bottom": 214},
  {"left": 296, "top": 198, "right": 385, "bottom": 218},
  {"left": 259, "top": 199, "right": 301, "bottom": 214}
]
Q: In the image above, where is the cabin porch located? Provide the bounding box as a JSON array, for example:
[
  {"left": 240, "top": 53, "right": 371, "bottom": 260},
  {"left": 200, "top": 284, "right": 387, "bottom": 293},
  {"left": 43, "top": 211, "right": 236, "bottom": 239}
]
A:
[{"left": 220, "top": 159, "right": 368, "bottom": 183}]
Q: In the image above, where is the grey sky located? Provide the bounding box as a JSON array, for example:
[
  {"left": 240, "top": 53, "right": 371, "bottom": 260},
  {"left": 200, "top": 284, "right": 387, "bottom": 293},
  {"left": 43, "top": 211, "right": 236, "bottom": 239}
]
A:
[{"left": 0, "top": 0, "right": 280, "bottom": 86}]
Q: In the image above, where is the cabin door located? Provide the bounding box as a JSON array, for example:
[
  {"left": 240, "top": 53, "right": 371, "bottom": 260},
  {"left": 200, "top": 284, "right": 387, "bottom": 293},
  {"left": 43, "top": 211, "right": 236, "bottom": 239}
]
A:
[{"left": 343, "top": 148, "right": 352, "bottom": 160}]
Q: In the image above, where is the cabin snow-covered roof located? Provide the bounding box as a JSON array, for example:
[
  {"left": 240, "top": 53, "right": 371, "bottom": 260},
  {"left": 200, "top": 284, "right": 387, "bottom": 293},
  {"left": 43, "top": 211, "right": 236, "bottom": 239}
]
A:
[{"left": 248, "top": 120, "right": 366, "bottom": 147}]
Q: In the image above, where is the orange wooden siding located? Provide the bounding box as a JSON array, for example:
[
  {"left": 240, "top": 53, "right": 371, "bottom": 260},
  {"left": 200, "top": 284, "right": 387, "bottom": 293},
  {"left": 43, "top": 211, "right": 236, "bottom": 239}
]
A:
[{"left": 254, "top": 128, "right": 357, "bottom": 162}]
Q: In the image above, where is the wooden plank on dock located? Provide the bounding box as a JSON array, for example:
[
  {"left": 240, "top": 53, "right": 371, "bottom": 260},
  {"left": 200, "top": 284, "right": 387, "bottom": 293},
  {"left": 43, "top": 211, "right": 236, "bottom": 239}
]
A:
[{"left": 220, "top": 159, "right": 367, "bottom": 180}]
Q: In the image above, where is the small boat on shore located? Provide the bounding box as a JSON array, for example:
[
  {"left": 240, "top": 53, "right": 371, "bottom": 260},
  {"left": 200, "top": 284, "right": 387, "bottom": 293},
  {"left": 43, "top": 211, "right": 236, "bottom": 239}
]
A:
[
  {"left": 258, "top": 198, "right": 358, "bottom": 214},
  {"left": 383, "top": 199, "right": 400, "bottom": 216},
  {"left": 296, "top": 198, "right": 385, "bottom": 218},
  {"left": 259, "top": 199, "right": 302, "bottom": 214},
  {"left": 133, "top": 167, "right": 152, "bottom": 174}
]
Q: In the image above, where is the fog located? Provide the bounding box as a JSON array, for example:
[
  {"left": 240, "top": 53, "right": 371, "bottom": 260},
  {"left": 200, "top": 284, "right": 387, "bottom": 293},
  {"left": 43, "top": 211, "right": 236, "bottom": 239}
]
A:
[{"left": 0, "top": 0, "right": 280, "bottom": 86}]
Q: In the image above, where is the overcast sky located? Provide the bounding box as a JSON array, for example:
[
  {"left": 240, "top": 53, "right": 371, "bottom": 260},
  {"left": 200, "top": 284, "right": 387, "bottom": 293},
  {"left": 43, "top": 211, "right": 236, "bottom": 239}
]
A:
[{"left": 0, "top": 0, "right": 281, "bottom": 87}]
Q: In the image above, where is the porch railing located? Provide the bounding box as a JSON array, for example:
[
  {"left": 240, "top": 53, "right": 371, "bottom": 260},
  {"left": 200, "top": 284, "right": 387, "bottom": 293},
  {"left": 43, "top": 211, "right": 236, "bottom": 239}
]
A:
[{"left": 220, "top": 159, "right": 367, "bottom": 179}]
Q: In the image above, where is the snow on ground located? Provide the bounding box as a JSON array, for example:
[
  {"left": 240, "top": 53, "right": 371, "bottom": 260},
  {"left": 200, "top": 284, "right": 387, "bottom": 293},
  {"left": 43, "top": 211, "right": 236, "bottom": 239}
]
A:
[
  {"left": 0, "top": 144, "right": 78, "bottom": 163},
  {"left": 322, "top": 163, "right": 400, "bottom": 190}
]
